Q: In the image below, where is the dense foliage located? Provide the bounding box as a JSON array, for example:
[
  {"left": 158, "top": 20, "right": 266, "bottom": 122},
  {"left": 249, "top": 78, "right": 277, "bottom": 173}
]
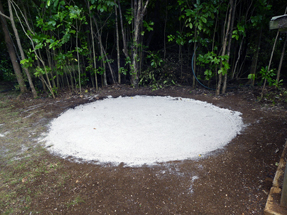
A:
[{"left": 0, "top": 0, "right": 286, "bottom": 97}]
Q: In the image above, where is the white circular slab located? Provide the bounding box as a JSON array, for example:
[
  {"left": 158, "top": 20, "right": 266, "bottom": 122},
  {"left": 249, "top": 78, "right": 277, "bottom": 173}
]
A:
[{"left": 44, "top": 96, "right": 243, "bottom": 166}]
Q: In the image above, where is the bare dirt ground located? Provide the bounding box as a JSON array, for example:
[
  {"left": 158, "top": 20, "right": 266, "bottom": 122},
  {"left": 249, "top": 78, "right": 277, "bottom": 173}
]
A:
[{"left": 1, "top": 84, "right": 287, "bottom": 214}]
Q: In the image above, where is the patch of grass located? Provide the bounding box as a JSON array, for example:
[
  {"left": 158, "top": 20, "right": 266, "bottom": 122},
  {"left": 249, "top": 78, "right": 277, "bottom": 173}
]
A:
[
  {"left": 0, "top": 190, "right": 17, "bottom": 214},
  {"left": 0, "top": 92, "right": 58, "bottom": 214},
  {"left": 66, "top": 195, "right": 85, "bottom": 208},
  {"left": 3, "top": 208, "right": 14, "bottom": 215}
]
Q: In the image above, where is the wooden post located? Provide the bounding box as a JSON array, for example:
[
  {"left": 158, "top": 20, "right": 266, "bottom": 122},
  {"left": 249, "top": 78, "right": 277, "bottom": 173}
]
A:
[{"left": 281, "top": 162, "right": 287, "bottom": 208}]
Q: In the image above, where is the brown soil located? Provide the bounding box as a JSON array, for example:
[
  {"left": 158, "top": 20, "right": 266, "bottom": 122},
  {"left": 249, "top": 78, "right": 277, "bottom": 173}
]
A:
[{"left": 1, "top": 85, "right": 287, "bottom": 214}]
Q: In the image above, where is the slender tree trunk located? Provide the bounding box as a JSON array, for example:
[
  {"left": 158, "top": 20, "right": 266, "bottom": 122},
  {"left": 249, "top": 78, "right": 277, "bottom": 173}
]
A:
[
  {"left": 52, "top": 49, "right": 60, "bottom": 88},
  {"left": 118, "top": 0, "right": 129, "bottom": 59},
  {"left": 250, "top": 27, "right": 262, "bottom": 86},
  {"left": 68, "top": 62, "right": 74, "bottom": 91},
  {"left": 192, "top": 29, "right": 197, "bottom": 88},
  {"left": 131, "top": 0, "right": 149, "bottom": 87},
  {"left": 99, "top": 36, "right": 107, "bottom": 86},
  {"left": 92, "top": 16, "right": 107, "bottom": 86},
  {"left": 212, "top": 13, "right": 218, "bottom": 52},
  {"left": 237, "top": 53, "right": 247, "bottom": 79},
  {"left": 261, "top": 30, "right": 279, "bottom": 99},
  {"left": 37, "top": 50, "right": 54, "bottom": 97},
  {"left": 7, "top": 0, "right": 37, "bottom": 98},
  {"left": 216, "top": 0, "right": 233, "bottom": 96},
  {"left": 87, "top": 0, "right": 98, "bottom": 91},
  {"left": 76, "top": 26, "right": 81, "bottom": 92},
  {"left": 0, "top": 1, "right": 26, "bottom": 93},
  {"left": 92, "top": 34, "right": 98, "bottom": 90},
  {"left": 35, "top": 58, "right": 46, "bottom": 92},
  {"left": 115, "top": 0, "right": 121, "bottom": 84},
  {"left": 232, "top": 37, "right": 244, "bottom": 79},
  {"left": 101, "top": 42, "right": 115, "bottom": 84},
  {"left": 131, "top": 0, "right": 139, "bottom": 87},
  {"left": 222, "top": 0, "right": 236, "bottom": 94},
  {"left": 276, "top": 34, "right": 287, "bottom": 88},
  {"left": 164, "top": 0, "right": 168, "bottom": 59},
  {"left": 46, "top": 47, "right": 56, "bottom": 88},
  {"left": 9, "top": 0, "right": 55, "bottom": 97},
  {"left": 179, "top": 44, "right": 182, "bottom": 78}
]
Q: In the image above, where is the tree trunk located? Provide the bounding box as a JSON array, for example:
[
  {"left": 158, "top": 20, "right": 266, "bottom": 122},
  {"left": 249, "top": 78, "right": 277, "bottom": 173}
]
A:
[
  {"left": 250, "top": 27, "right": 262, "bottom": 86},
  {"left": 10, "top": 0, "right": 55, "bottom": 97},
  {"left": 76, "top": 27, "right": 81, "bottom": 92},
  {"left": 0, "top": 0, "right": 26, "bottom": 93},
  {"left": 35, "top": 58, "right": 46, "bottom": 92},
  {"left": 131, "top": 0, "right": 140, "bottom": 87},
  {"left": 192, "top": 40, "right": 197, "bottom": 88},
  {"left": 216, "top": 0, "right": 233, "bottom": 96},
  {"left": 222, "top": 0, "right": 236, "bottom": 94},
  {"left": 276, "top": 34, "right": 287, "bottom": 88},
  {"left": 87, "top": 0, "right": 98, "bottom": 90},
  {"left": 163, "top": 0, "right": 168, "bottom": 59},
  {"left": 232, "top": 37, "right": 244, "bottom": 79},
  {"left": 118, "top": 0, "right": 129, "bottom": 59},
  {"left": 52, "top": 49, "right": 59, "bottom": 88},
  {"left": 115, "top": 0, "right": 121, "bottom": 84},
  {"left": 131, "top": 0, "right": 150, "bottom": 87},
  {"left": 7, "top": 0, "right": 37, "bottom": 98},
  {"left": 93, "top": 18, "right": 107, "bottom": 86},
  {"left": 261, "top": 30, "right": 279, "bottom": 99},
  {"left": 46, "top": 47, "right": 56, "bottom": 88},
  {"left": 100, "top": 42, "right": 115, "bottom": 84}
]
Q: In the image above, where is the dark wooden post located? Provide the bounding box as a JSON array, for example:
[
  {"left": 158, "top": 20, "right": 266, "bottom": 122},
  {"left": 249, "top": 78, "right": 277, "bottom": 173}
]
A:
[
  {"left": 270, "top": 14, "right": 287, "bottom": 208},
  {"left": 281, "top": 161, "right": 287, "bottom": 207}
]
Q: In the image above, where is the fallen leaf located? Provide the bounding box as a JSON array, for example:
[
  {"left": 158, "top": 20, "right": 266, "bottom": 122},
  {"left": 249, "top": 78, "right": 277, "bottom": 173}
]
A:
[{"left": 22, "top": 177, "right": 27, "bottom": 183}]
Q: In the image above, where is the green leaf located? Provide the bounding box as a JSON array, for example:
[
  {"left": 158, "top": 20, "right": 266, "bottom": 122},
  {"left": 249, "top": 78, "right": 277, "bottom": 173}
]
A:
[
  {"left": 34, "top": 43, "right": 43, "bottom": 50},
  {"left": 54, "top": 0, "right": 59, "bottom": 8},
  {"left": 185, "top": 9, "right": 193, "bottom": 17},
  {"left": 20, "top": 59, "right": 28, "bottom": 65},
  {"left": 201, "top": 17, "right": 207, "bottom": 23},
  {"left": 248, "top": 74, "right": 255, "bottom": 80},
  {"left": 48, "top": 20, "right": 56, "bottom": 27}
]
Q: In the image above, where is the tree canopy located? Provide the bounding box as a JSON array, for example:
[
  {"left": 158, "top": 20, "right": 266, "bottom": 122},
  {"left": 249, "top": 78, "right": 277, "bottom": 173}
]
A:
[{"left": 0, "top": 0, "right": 287, "bottom": 97}]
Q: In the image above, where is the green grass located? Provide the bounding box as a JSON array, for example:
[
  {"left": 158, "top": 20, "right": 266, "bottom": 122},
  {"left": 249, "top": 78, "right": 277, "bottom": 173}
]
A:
[
  {"left": 66, "top": 195, "right": 85, "bottom": 208},
  {"left": 0, "top": 92, "right": 54, "bottom": 214}
]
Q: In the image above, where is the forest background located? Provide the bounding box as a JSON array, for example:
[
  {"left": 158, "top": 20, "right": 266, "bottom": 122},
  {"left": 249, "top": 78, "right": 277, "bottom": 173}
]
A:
[{"left": 0, "top": 0, "right": 287, "bottom": 98}]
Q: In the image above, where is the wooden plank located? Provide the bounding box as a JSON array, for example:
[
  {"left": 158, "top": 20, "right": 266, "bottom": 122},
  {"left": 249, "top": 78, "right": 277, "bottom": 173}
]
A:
[
  {"left": 270, "top": 15, "right": 287, "bottom": 30},
  {"left": 280, "top": 162, "right": 287, "bottom": 207}
]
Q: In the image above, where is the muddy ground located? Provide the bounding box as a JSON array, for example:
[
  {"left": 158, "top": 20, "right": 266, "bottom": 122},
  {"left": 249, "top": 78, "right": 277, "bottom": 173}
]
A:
[{"left": 0, "top": 84, "right": 287, "bottom": 214}]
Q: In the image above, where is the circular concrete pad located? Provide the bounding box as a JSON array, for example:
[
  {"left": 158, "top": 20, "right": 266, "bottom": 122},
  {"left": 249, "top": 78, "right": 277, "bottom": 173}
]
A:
[{"left": 44, "top": 96, "right": 243, "bottom": 166}]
